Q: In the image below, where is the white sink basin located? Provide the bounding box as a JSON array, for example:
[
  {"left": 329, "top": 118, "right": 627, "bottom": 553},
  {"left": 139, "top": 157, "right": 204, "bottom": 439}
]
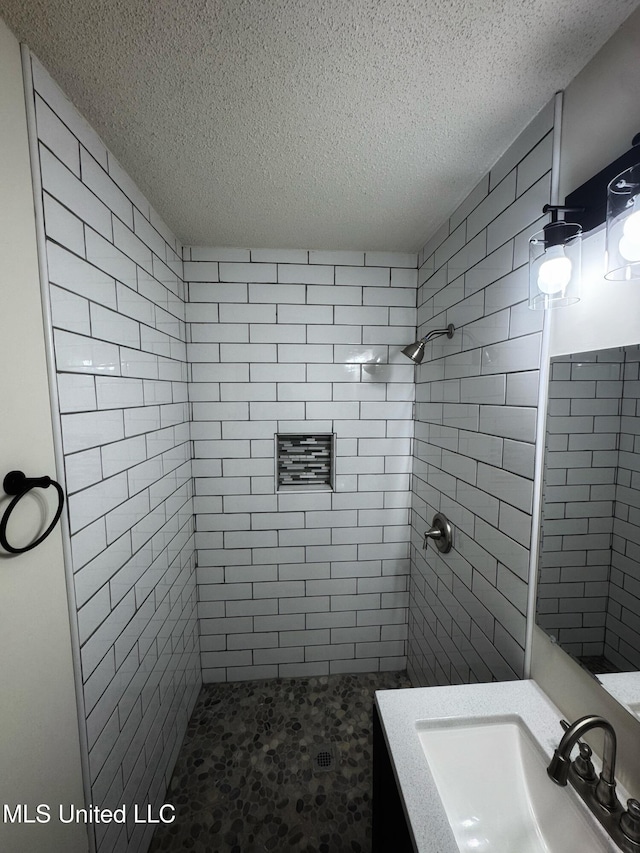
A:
[{"left": 416, "top": 716, "right": 612, "bottom": 852}]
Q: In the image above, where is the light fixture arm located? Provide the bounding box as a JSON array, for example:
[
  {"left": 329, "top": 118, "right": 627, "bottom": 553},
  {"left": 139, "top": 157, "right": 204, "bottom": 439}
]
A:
[
  {"left": 543, "top": 204, "right": 584, "bottom": 221},
  {"left": 541, "top": 205, "right": 584, "bottom": 248}
]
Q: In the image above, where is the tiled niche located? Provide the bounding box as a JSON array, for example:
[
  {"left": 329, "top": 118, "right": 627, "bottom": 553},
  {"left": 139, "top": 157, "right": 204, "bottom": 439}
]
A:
[{"left": 276, "top": 433, "right": 335, "bottom": 491}]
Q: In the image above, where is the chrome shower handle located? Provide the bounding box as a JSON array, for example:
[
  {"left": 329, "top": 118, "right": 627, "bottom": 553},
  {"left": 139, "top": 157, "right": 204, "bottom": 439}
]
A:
[
  {"left": 422, "top": 512, "right": 453, "bottom": 553},
  {"left": 423, "top": 527, "right": 442, "bottom": 546}
]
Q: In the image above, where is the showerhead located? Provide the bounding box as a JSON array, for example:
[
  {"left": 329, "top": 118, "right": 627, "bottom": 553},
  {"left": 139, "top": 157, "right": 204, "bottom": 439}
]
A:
[
  {"left": 401, "top": 324, "right": 455, "bottom": 363},
  {"left": 401, "top": 340, "right": 426, "bottom": 364}
]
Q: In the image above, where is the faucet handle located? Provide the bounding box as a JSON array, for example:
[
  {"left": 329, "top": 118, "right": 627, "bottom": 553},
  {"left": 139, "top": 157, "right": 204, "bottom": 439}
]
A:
[
  {"left": 621, "top": 799, "right": 640, "bottom": 843},
  {"left": 573, "top": 742, "right": 597, "bottom": 782},
  {"left": 559, "top": 720, "right": 595, "bottom": 768}
]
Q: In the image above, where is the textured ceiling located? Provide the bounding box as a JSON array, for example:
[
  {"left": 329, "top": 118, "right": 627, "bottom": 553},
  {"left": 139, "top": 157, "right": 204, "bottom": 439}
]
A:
[{"left": 1, "top": 0, "right": 638, "bottom": 251}]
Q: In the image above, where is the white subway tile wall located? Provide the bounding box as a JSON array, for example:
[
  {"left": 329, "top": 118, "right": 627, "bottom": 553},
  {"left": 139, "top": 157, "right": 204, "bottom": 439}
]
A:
[
  {"left": 539, "top": 346, "right": 640, "bottom": 670},
  {"left": 611, "top": 347, "right": 640, "bottom": 669},
  {"left": 408, "top": 100, "right": 554, "bottom": 686},
  {"left": 184, "top": 247, "right": 417, "bottom": 681},
  {"left": 538, "top": 351, "right": 620, "bottom": 657},
  {"left": 30, "top": 55, "right": 200, "bottom": 853}
]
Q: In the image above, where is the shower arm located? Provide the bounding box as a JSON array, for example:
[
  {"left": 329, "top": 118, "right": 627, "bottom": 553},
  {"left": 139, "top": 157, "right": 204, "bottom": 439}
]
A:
[{"left": 420, "top": 324, "right": 455, "bottom": 343}]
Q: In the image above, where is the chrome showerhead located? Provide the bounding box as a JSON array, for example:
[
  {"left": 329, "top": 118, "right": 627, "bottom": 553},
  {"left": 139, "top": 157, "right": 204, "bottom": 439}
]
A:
[
  {"left": 401, "top": 324, "right": 455, "bottom": 363},
  {"left": 401, "top": 340, "right": 426, "bottom": 364}
]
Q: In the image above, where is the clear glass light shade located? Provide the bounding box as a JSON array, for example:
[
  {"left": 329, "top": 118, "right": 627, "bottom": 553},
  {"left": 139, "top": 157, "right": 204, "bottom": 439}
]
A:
[
  {"left": 605, "top": 164, "right": 640, "bottom": 280},
  {"left": 528, "top": 224, "right": 582, "bottom": 310}
]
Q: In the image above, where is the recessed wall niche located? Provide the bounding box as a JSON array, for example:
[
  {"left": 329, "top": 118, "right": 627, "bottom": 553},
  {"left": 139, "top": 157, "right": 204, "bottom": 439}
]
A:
[{"left": 276, "top": 434, "right": 335, "bottom": 492}]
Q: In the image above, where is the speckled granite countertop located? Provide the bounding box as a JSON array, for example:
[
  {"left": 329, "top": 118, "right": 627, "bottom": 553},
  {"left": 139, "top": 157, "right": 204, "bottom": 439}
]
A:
[
  {"left": 375, "top": 679, "right": 620, "bottom": 853},
  {"left": 599, "top": 673, "right": 640, "bottom": 719}
]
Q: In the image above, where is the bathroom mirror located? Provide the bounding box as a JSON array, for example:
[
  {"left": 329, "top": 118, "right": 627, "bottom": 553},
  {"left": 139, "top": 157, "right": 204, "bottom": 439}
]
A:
[{"left": 535, "top": 343, "right": 640, "bottom": 712}]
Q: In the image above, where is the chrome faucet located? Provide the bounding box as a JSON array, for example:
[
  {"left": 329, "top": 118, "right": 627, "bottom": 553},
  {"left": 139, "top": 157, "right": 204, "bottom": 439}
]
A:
[
  {"left": 548, "top": 715, "right": 640, "bottom": 852},
  {"left": 547, "top": 714, "right": 618, "bottom": 810}
]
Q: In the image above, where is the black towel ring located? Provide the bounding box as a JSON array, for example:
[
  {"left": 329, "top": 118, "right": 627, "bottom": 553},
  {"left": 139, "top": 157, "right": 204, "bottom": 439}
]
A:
[{"left": 0, "top": 470, "right": 65, "bottom": 555}]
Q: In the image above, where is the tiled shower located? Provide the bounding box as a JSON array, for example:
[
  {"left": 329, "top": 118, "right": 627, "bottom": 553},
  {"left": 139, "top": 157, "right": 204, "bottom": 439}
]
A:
[{"left": 26, "top": 39, "right": 555, "bottom": 853}]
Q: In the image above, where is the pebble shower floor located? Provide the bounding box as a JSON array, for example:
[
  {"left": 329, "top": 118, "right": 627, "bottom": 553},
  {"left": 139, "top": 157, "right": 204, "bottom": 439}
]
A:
[{"left": 148, "top": 671, "right": 411, "bottom": 852}]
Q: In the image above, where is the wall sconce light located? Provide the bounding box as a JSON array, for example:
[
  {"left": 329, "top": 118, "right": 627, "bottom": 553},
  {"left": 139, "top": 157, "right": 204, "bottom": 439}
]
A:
[
  {"left": 605, "top": 162, "right": 640, "bottom": 280},
  {"left": 401, "top": 324, "right": 455, "bottom": 363},
  {"left": 528, "top": 134, "right": 640, "bottom": 307},
  {"left": 564, "top": 133, "right": 640, "bottom": 280},
  {"left": 528, "top": 205, "right": 582, "bottom": 310}
]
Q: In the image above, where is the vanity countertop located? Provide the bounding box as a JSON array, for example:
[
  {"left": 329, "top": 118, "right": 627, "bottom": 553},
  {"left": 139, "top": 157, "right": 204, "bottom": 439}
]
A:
[
  {"left": 374, "top": 679, "right": 620, "bottom": 853},
  {"left": 598, "top": 672, "right": 640, "bottom": 719}
]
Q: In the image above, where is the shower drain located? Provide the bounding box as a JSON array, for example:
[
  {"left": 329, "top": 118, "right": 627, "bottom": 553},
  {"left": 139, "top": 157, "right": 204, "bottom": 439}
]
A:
[{"left": 311, "top": 743, "right": 337, "bottom": 773}]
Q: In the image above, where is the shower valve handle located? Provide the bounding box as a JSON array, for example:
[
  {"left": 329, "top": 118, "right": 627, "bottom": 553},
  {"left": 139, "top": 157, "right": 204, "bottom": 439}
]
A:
[
  {"left": 422, "top": 512, "right": 453, "bottom": 554},
  {"left": 423, "top": 527, "right": 442, "bottom": 546}
]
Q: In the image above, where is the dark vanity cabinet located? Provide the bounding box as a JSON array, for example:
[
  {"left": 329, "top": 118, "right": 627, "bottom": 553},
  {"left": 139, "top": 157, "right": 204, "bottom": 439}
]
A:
[{"left": 372, "top": 703, "right": 415, "bottom": 853}]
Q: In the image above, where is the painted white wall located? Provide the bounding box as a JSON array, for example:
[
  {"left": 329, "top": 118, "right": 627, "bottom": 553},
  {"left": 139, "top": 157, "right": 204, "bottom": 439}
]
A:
[
  {"left": 559, "top": 5, "right": 640, "bottom": 200},
  {"left": 532, "top": 5, "right": 640, "bottom": 789},
  {"left": 0, "top": 18, "right": 87, "bottom": 853}
]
